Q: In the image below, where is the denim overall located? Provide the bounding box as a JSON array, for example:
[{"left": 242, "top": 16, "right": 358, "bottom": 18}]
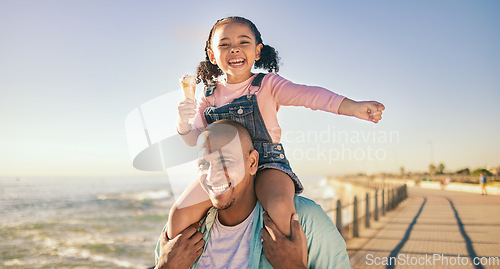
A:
[{"left": 203, "top": 73, "right": 303, "bottom": 193}]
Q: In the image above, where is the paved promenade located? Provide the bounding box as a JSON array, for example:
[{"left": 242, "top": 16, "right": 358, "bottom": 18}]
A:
[{"left": 347, "top": 187, "right": 500, "bottom": 269}]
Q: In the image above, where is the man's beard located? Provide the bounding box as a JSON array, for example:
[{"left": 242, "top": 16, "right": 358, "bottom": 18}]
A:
[{"left": 214, "top": 197, "right": 235, "bottom": 210}]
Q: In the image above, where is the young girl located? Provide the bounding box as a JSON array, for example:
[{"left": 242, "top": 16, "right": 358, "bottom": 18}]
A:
[{"left": 171, "top": 16, "right": 384, "bottom": 245}]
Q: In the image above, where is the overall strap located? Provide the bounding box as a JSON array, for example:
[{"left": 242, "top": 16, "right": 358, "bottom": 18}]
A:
[
  {"left": 204, "top": 85, "right": 216, "bottom": 97},
  {"left": 251, "top": 73, "right": 265, "bottom": 87},
  {"left": 204, "top": 73, "right": 266, "bottom": 97}
]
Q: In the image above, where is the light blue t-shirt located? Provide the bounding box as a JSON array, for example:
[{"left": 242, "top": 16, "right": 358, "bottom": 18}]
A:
[{"left": 155, "top": 196, "right": 351, "bottom": 269}]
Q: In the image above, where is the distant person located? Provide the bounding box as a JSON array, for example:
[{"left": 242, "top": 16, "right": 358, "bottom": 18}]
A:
[
  {"left": 154, "top": 120, "right": 351, "bottom": 268},
  {"left": 171, "top": 16, "right": 385, "bottom": 263},
  {"left": 441, "top": 177, "right": 451, "bottom": 190},
  {"left": 479, "top": 172, "right": 487, "bottom": 195}
]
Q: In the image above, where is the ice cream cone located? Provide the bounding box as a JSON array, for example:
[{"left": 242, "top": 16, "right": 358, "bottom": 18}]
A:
[{"left": 180, "top": 75, "right": 196, "bottom": 100}]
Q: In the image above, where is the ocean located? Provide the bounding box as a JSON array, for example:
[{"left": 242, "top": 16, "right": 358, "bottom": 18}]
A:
[
  {"left": 0, "top": 175, "right": 349, "bottom": 268},
  {"left": 0, "top": 176, "right": 174, "bottom": 268}
]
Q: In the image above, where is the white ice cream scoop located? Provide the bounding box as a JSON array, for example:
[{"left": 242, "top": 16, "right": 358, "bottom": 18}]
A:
[{"left": 180, "top": 75, "right": 197, "bottom": 100}]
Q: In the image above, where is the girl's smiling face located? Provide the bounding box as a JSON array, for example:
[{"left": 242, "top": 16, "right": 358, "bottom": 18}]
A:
[{"left": 208, "top": 22, "right": 263, "bottom": 84}]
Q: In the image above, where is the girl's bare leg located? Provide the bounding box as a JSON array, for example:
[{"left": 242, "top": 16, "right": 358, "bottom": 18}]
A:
[
  {"left": 255, "top": 169, "right": 307, "bottom": 266},
  {"left": 167, "top": 180, "right": 212, "bottom": 240}
]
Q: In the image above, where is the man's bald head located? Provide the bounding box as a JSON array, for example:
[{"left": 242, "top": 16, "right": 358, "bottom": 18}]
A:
[{"left": 200, "top": 120, "right": 254, "bottom": 153}]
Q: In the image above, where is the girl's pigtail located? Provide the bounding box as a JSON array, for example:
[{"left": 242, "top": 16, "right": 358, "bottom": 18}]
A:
[
  {"left": 196, "top": 58, "right": 223, "bottom": 87},
  {"left": 255, "top": 44, "right": 280, "bottom": 73}
]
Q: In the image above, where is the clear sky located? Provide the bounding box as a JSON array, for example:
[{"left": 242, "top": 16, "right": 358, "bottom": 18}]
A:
[{"left": 1, "top": 0, "right": 499, "bottom": 177}]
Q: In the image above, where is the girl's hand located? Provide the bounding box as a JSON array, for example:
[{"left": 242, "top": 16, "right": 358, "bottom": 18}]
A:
[
  {"left": 353, "top": 101, "right": 385, "bottom": 123},
  {"left": 338, "top": 99, "right": 385, "bottom": 123},
  {"left": 177, "top": 98, "right": 197, "bottom": 133}
]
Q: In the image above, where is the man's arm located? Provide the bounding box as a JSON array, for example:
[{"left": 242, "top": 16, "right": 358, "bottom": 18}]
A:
[{"left": 155, "top": 222, "right": 205, "bottom": 269}]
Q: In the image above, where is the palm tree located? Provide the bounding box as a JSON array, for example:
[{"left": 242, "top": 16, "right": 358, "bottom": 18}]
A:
[
  {"left": 438, "top": 163, "right": 445, "bottom": 174},
  {"left": 429, "top": 164, "right": 436, "bottom": 175}
]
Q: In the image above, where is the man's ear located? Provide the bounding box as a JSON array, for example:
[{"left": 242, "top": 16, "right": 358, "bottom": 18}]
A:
[
  {"left": 207, "top": 49, "right": 217, "bottom": 65},
  {"left": 248, "top": 149, "right": 259, "bottom": 176},
  {"left": 255, "top": 43, "right": 263, "bottom": 61}
]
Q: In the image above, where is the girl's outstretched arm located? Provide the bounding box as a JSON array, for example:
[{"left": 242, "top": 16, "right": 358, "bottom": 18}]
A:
[{"left": 338, "top": 98, "right": 385, "bottom": 123}]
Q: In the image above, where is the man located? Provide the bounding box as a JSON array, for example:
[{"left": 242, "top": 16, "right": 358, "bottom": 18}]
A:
[{"left": 154, "top": 120, "right": 351, "bottom": 268}]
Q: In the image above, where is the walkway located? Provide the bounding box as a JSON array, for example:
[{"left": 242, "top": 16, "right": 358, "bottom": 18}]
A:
[{"left": 346, "top": 187, "right": 500, "bottom": 269}]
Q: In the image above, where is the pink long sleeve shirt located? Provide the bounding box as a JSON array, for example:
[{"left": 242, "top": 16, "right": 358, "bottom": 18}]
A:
[{"left": 192, "top": 73, "right": 345, "bottom": 143}]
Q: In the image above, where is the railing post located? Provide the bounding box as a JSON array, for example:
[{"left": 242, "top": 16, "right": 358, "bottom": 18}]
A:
[
  {"left": 391, "top": 188, "right": 396, "bottom": 210},
  {"left": 387, "top": 189, "right": 392, "bottom": 211},
  {"left": 374, "top": 189, "right": 379, "bottom": 221},
  {"left": 365, "top": 193, "right": 370, "bottom": 228},
  {"left": 391, "top": 188, "right": 395, "bottom": 209},
  {"left": 398, "top": 186, "right": 402, "bottom": 203},
  {"left": 353, "top": 196, "right": 359, "bottom": 237},
  {"left": 396, "top": 187, "right": 400, "bottom": 205},
  {"left": 336, "top": 199, "right": 342, "bottom": 236},
  {"left": 400, "top": 186, "right": 403, "bottom": 202},
  {"left": 398, "top": 186, "right": 402, "bottom": 204},
  {"left": 381, "top": 189, "right": 385, "bottom": 216}
]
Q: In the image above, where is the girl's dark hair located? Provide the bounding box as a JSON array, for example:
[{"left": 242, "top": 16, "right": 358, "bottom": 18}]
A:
[{"left": 196, "top": 16, "right": 280, "bottom": 86}]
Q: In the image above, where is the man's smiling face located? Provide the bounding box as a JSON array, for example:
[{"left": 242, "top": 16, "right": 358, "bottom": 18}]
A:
[{"left": 197, "top": 124, "right": 247, "bottom": 210}]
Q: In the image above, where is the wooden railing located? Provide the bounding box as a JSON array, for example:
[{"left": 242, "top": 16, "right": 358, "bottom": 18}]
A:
[{"left": 323, "top": 184, "right": 408, "bottom": 239}]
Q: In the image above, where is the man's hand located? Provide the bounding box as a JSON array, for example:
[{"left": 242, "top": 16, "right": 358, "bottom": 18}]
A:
[
  {"left": 260, "top": 212, "right": 307, "bottom": 269},
  {"left": 156, "top": 222, "right": 205, "bottom": 269}
]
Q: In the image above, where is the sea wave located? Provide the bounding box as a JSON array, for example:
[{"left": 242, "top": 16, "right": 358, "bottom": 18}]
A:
[{"left": 97, "top": 190, "right": 172, "bottom": 201}]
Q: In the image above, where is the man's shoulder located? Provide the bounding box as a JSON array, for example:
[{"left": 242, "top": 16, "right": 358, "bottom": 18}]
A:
[
  {"left": 293, "top": 196, "right": 332, "bottom": 225},
  {"left": 293, "top": 195, "right": 325, "bottom": 214},
  {"left": 291, "top": 196, "right": 351, "bottom": 268}
]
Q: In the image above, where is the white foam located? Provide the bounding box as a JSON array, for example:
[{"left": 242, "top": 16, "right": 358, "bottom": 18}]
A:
[
  {"left": 97, "top": 190, "right": 171, "bottom": 201},
  {"left": 3, "top": 259, "right": 25, "bottom": 266}
]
